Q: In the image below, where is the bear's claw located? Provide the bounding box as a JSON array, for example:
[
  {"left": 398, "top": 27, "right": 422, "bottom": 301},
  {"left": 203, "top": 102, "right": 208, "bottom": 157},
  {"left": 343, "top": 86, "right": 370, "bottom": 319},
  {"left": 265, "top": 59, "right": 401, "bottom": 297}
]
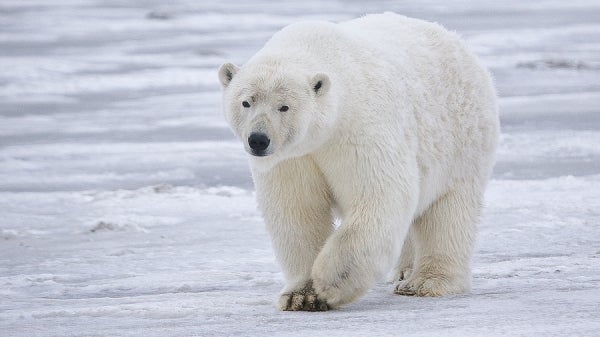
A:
[
  {"left": 394, "top": 273, "right": 467, "bottom": 297},
  {"left": 393, "top": 284, "right": 417, "bottom": 296},
  {"left": 280, "top": 281, "right": 329, "bottom": 311}
]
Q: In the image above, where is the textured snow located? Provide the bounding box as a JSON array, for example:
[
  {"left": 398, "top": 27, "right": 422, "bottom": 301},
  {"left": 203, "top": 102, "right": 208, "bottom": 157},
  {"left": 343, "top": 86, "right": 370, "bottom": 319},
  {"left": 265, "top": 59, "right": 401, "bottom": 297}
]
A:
[{"left": 1, "top": 1, "right": 599, "bottom": 336}]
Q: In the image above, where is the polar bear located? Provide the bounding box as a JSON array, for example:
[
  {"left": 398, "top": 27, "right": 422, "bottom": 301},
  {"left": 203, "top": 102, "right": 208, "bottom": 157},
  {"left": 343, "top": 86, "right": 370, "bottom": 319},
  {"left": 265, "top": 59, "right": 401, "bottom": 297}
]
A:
[{"left": 218, "top": 13, "right": 499, "bottom": 311}]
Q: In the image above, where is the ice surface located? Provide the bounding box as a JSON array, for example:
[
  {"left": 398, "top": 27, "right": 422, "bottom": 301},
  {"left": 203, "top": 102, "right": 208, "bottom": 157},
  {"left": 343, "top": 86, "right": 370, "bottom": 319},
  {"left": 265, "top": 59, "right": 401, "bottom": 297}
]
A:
[{"left": 1, "top": 1, "right": 599, "bottom": 336}]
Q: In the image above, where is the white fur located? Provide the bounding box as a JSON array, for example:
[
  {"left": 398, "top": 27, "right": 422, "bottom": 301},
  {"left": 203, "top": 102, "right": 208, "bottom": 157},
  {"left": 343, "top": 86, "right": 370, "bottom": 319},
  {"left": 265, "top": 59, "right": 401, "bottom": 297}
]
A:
[{"left": 219, "top": 13, "right": 499, "bottom": 310}]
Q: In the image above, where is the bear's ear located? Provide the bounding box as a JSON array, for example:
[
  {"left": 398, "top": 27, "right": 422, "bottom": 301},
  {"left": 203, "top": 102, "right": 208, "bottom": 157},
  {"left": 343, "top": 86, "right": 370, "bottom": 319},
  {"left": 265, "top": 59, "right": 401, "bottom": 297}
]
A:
[
  {"left": 311, "top": 73, "right": 330, "bottom": 97},
  {"left": 218, "top": 62, "right": 239, "bottom": 88}
]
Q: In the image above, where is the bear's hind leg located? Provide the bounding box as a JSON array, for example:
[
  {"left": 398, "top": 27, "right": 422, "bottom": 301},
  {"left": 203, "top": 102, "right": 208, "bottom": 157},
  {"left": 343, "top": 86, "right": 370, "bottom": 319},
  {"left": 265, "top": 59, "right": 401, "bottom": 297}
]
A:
[{"left": 395, "top": 181, "right": 481, "bottom": 297}]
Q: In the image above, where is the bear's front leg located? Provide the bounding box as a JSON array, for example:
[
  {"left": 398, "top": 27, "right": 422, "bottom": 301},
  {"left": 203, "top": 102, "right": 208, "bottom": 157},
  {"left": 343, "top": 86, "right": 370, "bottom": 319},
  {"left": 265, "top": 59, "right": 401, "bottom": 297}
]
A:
[
  {"left": 252, "top": 157, "right": 334, "bottom": 311},
  {"left": 310, "top": 209, "right": 412, "bottom": 309}
]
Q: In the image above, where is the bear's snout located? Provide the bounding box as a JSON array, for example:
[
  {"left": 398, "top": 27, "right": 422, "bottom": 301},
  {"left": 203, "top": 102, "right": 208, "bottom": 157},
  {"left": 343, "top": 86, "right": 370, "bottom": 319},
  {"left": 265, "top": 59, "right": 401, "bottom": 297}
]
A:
[{"left": 248, "top": 132, "right": 271, "bottom": 156}]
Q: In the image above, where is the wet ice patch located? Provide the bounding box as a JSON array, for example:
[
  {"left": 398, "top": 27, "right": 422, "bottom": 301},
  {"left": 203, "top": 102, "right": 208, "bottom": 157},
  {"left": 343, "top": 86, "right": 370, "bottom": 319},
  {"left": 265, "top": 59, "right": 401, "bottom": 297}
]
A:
[
  {"left": 1, "top": 229, "right": 20, "bottom": 240},
  {"left": 145, "top": 11, "right": 175, "bottom": 21},
  {"left": 516, "top": 58, "right": 599, "bottom": 70},
  {"left": 87, "top": 221, "right": 148, "bottom": 233}
]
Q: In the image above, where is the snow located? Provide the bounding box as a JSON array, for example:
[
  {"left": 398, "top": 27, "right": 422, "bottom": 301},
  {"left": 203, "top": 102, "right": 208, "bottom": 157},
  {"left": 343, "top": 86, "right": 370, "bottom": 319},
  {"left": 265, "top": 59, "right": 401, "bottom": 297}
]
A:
[{"left": 1, "top": 1, "right": 599, "bottom": 336}]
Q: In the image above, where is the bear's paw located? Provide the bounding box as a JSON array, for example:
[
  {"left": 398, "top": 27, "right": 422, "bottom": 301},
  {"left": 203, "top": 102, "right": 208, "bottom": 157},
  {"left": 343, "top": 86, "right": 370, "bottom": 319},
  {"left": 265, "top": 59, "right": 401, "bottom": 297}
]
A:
[
  {"left": 278, "top": 280, "right": 330, "bottom": 312},
  {"left": 394, "top": 273, "right": 468, "bottom": 297}
]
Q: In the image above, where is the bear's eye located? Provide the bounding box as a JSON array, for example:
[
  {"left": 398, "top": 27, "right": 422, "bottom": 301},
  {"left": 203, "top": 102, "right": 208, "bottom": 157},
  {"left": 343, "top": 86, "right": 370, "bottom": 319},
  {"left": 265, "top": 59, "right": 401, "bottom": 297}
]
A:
[
  {"left": 279, "top": 105, "right": 289, "bottom": 112},
  {"left": 242, "top": 101, "right": 251, "bottom": 108}
]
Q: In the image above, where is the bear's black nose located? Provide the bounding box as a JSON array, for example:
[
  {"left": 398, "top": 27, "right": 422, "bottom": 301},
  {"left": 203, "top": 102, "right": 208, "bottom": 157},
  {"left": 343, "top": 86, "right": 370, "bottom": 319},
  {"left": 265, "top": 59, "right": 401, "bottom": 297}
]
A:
[{"left": 248, "top": 133, "right": 270, "bottom": 152}]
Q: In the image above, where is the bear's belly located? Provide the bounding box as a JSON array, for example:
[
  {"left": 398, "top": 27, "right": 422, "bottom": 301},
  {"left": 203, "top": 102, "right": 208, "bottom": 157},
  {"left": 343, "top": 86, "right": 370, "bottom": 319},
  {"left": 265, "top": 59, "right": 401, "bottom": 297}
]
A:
[{"left": 414, "top": 164, "right": 450, "bottom": 219}]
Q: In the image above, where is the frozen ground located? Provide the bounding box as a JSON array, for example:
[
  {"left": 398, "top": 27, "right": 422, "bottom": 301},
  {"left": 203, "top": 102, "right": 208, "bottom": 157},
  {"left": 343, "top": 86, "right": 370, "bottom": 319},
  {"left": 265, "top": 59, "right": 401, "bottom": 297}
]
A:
[{"left": 1, "top": 1, "right": 599, "bottom": 336}]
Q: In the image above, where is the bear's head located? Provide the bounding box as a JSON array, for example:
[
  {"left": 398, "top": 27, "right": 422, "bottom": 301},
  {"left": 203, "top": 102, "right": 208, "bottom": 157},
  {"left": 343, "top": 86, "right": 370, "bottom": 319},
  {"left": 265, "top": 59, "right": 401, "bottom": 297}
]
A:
[{"left": 218, "top": 61, "right": 337, "bottom": 171}]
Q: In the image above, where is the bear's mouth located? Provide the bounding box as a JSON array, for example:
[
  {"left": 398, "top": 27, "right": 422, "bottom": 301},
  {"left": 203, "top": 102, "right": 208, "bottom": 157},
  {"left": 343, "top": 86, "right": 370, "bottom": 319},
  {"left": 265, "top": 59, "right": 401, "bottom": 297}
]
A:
[{"left": 250, "top": 149, "right": 270, "bottom": 157}]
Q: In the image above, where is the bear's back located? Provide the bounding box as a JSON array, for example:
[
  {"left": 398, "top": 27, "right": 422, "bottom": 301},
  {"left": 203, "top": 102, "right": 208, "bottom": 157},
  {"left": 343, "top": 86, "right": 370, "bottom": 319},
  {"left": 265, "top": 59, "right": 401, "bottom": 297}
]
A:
[{"left": 252, "top": 13, "right": 466, "bottom": 72}]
